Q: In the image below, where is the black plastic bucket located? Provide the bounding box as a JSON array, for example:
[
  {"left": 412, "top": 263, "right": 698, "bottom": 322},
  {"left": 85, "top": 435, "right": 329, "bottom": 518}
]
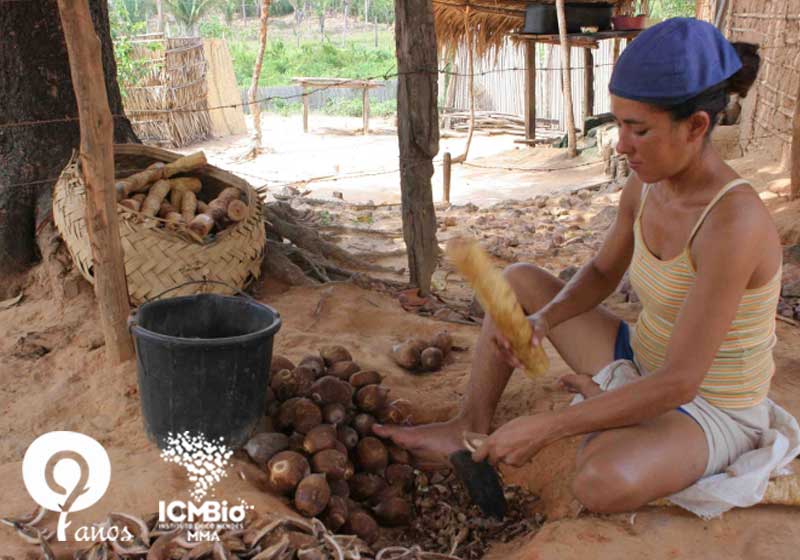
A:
[{"left": 129, "top": 289, "right": 281, "bottom": 450}]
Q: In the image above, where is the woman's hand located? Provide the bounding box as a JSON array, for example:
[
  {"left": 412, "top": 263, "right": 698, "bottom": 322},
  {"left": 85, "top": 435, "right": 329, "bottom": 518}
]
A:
[
  {"left": 492, "top": 311, "right": 550, "bottom": 369},
  {"left": 471, "top": 412, "right": 560, "bottom": 467}
]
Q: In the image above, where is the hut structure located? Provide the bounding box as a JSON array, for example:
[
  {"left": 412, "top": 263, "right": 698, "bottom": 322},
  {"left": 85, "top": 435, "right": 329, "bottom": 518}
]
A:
[
  {"left": 120, "top": 34, "right": 213, "bottom": 147},
  {"left": 697, "top": 0, "right": 799, "bottom": 198},
  {"left": 432, "top": 0, "right": 644, "bottom": 146}
]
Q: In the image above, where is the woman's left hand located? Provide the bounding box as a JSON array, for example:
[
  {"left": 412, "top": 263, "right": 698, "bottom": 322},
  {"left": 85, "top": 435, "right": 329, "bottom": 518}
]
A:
[{"left": 471, "top": 412, "right": 560, "bottom": 467}]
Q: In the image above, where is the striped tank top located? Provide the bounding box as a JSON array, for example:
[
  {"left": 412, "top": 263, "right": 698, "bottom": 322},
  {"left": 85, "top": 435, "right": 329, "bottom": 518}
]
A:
[{"left": 629, "top": 179, "right": 782, "bottom": 409}]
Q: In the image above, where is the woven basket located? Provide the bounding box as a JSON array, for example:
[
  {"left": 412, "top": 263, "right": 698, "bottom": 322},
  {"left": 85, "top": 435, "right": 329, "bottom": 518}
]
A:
[{"left": 53, "top": 144, "right": 266, "bottom": 305}]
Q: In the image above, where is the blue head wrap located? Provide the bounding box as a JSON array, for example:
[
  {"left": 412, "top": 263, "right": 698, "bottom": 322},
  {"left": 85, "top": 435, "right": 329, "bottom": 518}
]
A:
[{"left": 609, "top": 18, "right": 742, "bottom": 105}]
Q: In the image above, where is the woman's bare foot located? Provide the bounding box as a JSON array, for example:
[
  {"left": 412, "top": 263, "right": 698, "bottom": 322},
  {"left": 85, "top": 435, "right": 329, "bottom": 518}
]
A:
[
  {"left": 372, "top": 418, "right": 475, "bottom": 470},
  {"left": 559, "top": 373, "right": 602, "bottom": 399}
]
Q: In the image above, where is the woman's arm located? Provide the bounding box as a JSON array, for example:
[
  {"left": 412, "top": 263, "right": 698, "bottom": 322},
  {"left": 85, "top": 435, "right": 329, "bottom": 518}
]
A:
[
  {"left": 537, "top": 175, "right": 641, "bottom": 330},
  {"left": 475, "top": 189, "right": 773, "bottom": 466}
]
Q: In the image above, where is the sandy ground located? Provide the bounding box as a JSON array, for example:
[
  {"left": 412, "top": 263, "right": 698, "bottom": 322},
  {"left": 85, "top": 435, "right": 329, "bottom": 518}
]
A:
[
  {"left": 181, "top": 114, "right": 608, "bottom": 205},
  {"left": 1, "top": 123, "right": 799, "bottom": 558}
]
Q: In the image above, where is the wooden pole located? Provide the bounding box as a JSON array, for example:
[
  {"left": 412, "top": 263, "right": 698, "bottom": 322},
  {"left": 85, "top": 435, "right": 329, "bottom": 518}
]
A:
[
  {"left": 443, "top": 152, "right": 452, "bottom": 203},
  {"left": 612, "top": 38, "right": 621, "bottom": 65},
  {"left": 452, "top": 7, "right": 475, "bottom": 164},
  {"left": 57, "top": 0, "right": 134, "bottom": 364},
  {"left": 247, "top": 0, "right": 272, "bottom": 152},
  {"left": 395, "top": 0, "right": 439, "bottom": 295},
  {"left": 524, "top": 41, "right": 537, "bottom": 142},
  {"left": 582, "top": 47, "right": 594, "bottom": 136},
  {"left": 156, "top": 0, "right": 165, "bottom": 33},
  {"left": 792, "top": 82, "right": 800, "bottom": 200},
  {"left": 362, "top": 86, "right": 370, "bottom": 135},
  {"left": 442, "top": 45, "right": 458, "bottom": 130},
  {"left": 303, "top": 87, "right": 309, "bottom": 133},
  {"left": 555, "top": 0, "right": 578, "bottom": 157}
]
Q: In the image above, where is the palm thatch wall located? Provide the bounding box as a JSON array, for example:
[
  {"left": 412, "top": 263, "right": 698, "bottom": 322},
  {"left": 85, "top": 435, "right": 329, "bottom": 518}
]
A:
[
  {"left": 433, "top": 0, "right": 633, "bottom": 57},
  {"left": 120, "top": 35, "right": 212, "bottom": 147}
]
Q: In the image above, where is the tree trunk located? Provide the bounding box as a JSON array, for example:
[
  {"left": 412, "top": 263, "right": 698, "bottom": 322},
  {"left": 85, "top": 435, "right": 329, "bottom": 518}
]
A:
[
  {"left": 395, "top": 0, "right": 439, "bottom": 295},
  {"left": 555, "top": 0, "right": 577, "bottom": 157},
  {"left": 0, "top": 0, "right": 138, "bottom": 283},
  {"left": 364, "top": 0, "right": 370, "bottom": 23},
  {"left": 242, "top": 0, "right": 247, "bottom": 19},
  {"left": 319, "top": 10, "right": 325, "bottom": 38},
  {"left": 248, "top": 0, "right": 272, "bottom": 152},
  {"left": 57, "top": 0, "right": 134, "bottom": 364}
]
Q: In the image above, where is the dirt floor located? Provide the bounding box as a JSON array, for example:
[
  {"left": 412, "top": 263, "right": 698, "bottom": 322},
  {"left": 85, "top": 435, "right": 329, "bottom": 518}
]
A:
[
  {"left": 2, "top": 122, "right": 799, "bottom": 558},
  {"left": 183, "top": 114, "right": 608, "bottom": 205}
]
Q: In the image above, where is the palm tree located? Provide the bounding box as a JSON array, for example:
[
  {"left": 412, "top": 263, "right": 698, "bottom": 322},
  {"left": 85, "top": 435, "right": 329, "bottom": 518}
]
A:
[{"left": 165, "top": 0, "right": 217, "bottom": 35}]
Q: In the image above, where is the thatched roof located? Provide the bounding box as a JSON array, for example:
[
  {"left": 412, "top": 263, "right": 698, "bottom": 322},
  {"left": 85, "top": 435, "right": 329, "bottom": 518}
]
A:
[{"left": 434, "top": 0, "right": 632, "bottom": 56}]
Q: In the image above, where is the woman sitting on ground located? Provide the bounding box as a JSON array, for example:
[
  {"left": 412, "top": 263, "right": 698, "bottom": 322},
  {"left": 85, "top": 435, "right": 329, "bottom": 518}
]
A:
[{"left": 375, "top": 18, "right": 799, "bottom": 513}]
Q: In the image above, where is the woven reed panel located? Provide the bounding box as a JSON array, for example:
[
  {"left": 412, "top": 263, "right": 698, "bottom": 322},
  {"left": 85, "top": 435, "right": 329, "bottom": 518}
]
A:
[{"left": 53, "top": 144, "right": 266, "bottom": 305}]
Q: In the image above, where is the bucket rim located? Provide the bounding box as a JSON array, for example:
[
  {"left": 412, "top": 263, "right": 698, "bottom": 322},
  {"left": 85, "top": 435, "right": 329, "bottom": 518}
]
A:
[{"left": 129, "top": 293, "right": 282, "bottom": 347}]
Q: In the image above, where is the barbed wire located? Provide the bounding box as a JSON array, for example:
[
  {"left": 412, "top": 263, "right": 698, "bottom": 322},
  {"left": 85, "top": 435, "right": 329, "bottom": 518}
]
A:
[
  {"left": 2, "top": 131, "right": 787, "bottom": 192},
  {"left": 0, "top": 62, "right": 617, "bottom": 131}
]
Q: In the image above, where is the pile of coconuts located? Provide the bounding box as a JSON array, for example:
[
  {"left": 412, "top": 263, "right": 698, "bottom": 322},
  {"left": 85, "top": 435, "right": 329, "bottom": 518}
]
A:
[
  {"left": 244, "top": 345, "right": 417, "bottom": 546},
  {"left": 389, "top": 331, "right": 453, "bottom": 373}
]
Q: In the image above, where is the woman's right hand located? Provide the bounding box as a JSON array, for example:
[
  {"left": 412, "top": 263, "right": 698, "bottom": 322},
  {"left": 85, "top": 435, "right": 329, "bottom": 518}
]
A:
[{"left": 492, "top": 312, "right": 550, "bottom": 369}]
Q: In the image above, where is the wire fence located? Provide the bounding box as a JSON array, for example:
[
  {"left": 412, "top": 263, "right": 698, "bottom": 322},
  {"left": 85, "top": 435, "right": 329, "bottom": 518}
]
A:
[{"left": 2, "top": 46, "right": 796, "bottom": 194}]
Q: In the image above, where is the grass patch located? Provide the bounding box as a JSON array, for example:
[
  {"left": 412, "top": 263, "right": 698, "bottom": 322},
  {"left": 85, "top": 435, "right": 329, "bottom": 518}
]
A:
[
  {"left": 229, "top": 36, "right": 396, "bottom": 88},
  {"left": 266, "top": 97, "right": 396, "bottom": 117}
]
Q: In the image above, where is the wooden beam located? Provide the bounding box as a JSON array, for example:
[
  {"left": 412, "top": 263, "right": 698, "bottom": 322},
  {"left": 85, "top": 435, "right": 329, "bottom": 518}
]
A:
[
  {"left": 524, "top": 41, "right": 536, "bottom": 142},
  {"left": 792, "top": 80, "right": 800, "bottom": 200},
  {"left": 513, "top": 30, "right": 642, "bottom": 48},
  {"left": 57, "top": 0, "right": 134, "bottom": 364},
  {"left": 302, "top": 88, "right": 309, "bottom": 133},
  {"left": 555, "top": 0, "right": 577, "bottom": 157},
  {"left": 452, "top": 6, "right": 475, "bottom": 164},
  {"left": 582, "top": 48, "right": 594, "bottom": 135},
  {"left": 362, "top": 86, "right": 370, "bottom": 135},
  {"left": 443, "top": 151, "right": 452, "bottom": 203},
  {"left": 395, "top": 0, "right": 439, "bottom": 295}
]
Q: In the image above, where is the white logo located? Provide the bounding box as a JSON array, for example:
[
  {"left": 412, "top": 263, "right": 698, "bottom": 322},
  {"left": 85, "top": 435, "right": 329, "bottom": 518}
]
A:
[
  {"left": 157, "top": 432, "right": 250, "bottom": 542},
  {"left": 22, "top": 431, "right": 111, "bottom": 541},
  {"left": 159, "top": 432, "right": 233, "bottom": 501}
]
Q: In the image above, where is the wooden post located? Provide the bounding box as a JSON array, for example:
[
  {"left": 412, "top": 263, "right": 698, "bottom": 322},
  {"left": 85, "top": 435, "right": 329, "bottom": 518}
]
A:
[
  {"left": 395, "top": 0, "right": 439, "bottom": 295},
  {"left": 156, "top": 0, "right": 165, "bottom": 32},
  {"left": 452, "top": 7, "right": 474, "bottom": 164},
  {"left": 247, "top": 0, "right": 271, "bottom": 152},
  {"left": 792, "top": 83, "right": 800, "bottom": 200},
  {"left": 303, "top": 87, "right": 309, "bottom": 133},
  {"left": 57, "top": 0, "right": 134, "bottom": 364},
  {"left": 582, "top": 47, "right": 594, "bottom": 135},
  {"left": 443, "top": 152, "right": 452, "bottom": 203},
  {"left": 555, "top": 0, "right": 578, "bottom": 157},
  {"left": 362, "top": 86, "right": 370, "bottom": 135},
  {"left": 612, "top": 38, "right": 621, "bottom": 65},
  {"left": 524, "top": 40, "right": 537, "bottom": 142}
]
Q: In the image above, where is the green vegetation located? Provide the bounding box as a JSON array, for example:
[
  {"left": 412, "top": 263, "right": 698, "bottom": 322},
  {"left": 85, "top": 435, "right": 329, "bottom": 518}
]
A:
[
  {"left": 108, "top": 0, "right": 399, "bottom": 115},
  {"left": 268, "top": 98, "right": 396, "bottom": 118},
  {"left": 648, "top": 0, "right": 696, "bottom": 19},
  {"left": 228, "top": 37, "right": 396, "bottom": 88}
]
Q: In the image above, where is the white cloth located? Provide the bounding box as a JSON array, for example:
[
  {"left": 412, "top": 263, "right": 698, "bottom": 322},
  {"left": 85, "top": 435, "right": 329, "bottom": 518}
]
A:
[{"left": 570, "top": 359, "right": 800, "bottom": 519}]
